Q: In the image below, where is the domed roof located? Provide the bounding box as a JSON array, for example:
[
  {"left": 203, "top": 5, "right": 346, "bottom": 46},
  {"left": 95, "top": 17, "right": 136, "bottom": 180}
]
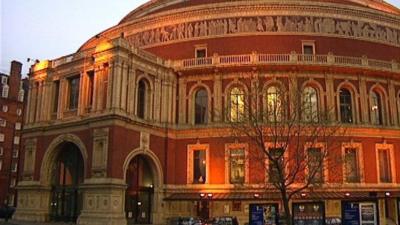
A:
[{"left": 119, "top": 0, "right": 400, "bottom": 24}]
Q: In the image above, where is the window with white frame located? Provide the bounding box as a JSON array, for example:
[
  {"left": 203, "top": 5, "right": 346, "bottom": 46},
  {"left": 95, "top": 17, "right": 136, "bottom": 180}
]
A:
[
  {"left": 342, "top": 143, "right": 363, "bottom": 183},
  {"left": 187, "top": 143, "right": 209, "bottom": 184},
  {"left": 15, "top": 122, "right": 21, "bottom": 130},
  {"left": 0, "top": 134, "right": 4, "bottom": 142},
  {"left": 1, "top": 76, "right": 8, "bottom": 84},
  {"left": 376, "top": 143, "right": 396, "bottom": 183},
  {"left": 18, "top": 89, "right": 24, "bottom": 102},
  {"left": 2, "top": 85, "right": 9, "bottom": 98},
  {"left": 11, "top": 163, "right": 17, "bottom": 172},
  {"left": 307, "top": 147, "right": 324, "bottom": 183},
  {"left": 14, "top": 136, "right": 20, "bottom": 145},
  {"left": 339, "top": 88, "right": 353, "bottom": 123},
  {"left": 10, "top": 178, "right": 16, "bottom": 187},
  {"left": 2, "top": 105, "right": 8, "bottom": 112},
  {"left": 12, "top": 150, "right": 18, "bottom": 158},
  {"left": 0, "top": 118, "right": 6, "bottom": 127},
  {"left": 302, "top": 41, "right": 315, "bottom": 55},
  {"left": 16, "top": 108, "right": 22, "bottom": 116},
  {"left": 0, "top": 147, "right": 3, "bottom": 156},
  {"left": 226, "top": 144, "right": 248, "bottom": 184}
]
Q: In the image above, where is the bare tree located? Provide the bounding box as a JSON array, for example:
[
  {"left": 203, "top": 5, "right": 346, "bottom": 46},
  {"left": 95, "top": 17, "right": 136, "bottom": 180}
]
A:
[{"left": 226, "top": 80, "right": 345, "bottom": 225}]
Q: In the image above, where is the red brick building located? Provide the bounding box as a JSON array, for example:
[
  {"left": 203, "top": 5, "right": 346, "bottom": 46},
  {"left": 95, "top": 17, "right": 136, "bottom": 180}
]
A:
[
  {"left": 14, "top": 1, "right": 400, "bottom": 225},
  {"left": 0, "top": 61, "right": 26, "bottom": 207}
]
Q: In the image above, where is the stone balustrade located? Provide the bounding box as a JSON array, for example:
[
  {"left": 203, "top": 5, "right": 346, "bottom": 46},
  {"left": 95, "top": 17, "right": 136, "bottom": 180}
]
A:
[{"left": 175, "top": 52, "right": 400, "bottom": 72}]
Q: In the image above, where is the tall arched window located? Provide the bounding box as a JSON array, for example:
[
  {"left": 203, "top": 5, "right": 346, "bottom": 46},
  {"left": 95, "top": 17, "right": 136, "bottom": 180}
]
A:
[
  {"left": 266, "top": 86, "right": 282, "bottom": 122},
  {"left": 230, "top": 87, "right": 245, "bottom": 122},
  {"left": 303, "top": 86, "right": 318, "bottom": 122},
  {"left": 137, "top": 80, "right": 147, "bottom": 119},
  {"left": 371, "top": 91, "right": 383, "bottom": 125},
  {"left": 339, "top": 88, "right": 353, "bottom": 123},
  {"left": 195, "top": 89, "right": 208, "bottom": 124}
]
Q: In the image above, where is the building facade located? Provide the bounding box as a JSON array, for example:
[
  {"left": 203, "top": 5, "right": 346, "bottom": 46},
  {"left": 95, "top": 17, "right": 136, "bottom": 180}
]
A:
[
  {"left": 0, "top": 61, "right": 26, "bottom": 207},
  {"left": 14, "top": 1, "right": 400, "bottom": 225}
]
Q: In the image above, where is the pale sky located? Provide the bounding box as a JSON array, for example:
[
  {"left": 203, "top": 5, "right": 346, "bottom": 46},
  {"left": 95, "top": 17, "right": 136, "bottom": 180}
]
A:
[{"left": 1, "top": 0, "right": 400, "bottom": 75}]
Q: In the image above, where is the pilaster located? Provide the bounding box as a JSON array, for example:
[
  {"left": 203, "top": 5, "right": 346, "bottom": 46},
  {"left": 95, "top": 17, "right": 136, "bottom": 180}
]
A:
[
  {"left": 213, "top": 73, "right": 222, "bottom": 122},
  {"left": 359, "top": 76, "right": 369, "bottom": 123},
  {"left": 178, "top": 78, "right": 187, "bottom": 124}
]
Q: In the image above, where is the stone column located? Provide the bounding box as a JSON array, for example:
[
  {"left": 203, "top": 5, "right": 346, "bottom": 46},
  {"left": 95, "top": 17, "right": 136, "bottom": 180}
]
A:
[
  {"left": 178, "top": 78, "right": 187, "bottom": 124},
  {"left": 77, "top": 178, "right": 127, "bottom": 225},
  {"left": 24, "top": 83, "right": 33, "bottom": 124},
  {"left": 154, "top": 78, "right": 162, "bottom": 122},
  {"left": 127, "top": 68, "right": 136, "bottom": 115},
  {"left": 112, "top": 61, "right": 122, "bottom": 110},
  {"left": 106, "top": 62, "right": 114, "bottom": 110},
  {"left": 325, "top": 74, "right": 336, "bottom": 121},
  {"left": 387, "top": 80, "right": 397, "bottom": 126},
  {"left": 171, "top": 78, "right": 177, "bottom": 124},
  {"left": 359, "top": 76, "right": 369, "bottom": 123},
  {"left": 35, "top": 81, "right": 43, "bottom": 122},
  {"left": 213, "top": 73, "right": 223, "bottom": 123},
  {"left": 120, "top": 64, "right": 128, "bottom": 112}
]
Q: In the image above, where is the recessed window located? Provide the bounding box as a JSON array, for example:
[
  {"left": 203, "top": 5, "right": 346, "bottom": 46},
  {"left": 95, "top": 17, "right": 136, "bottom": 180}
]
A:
[
  {"left": 10, "top": 178, "right": 16, "bottom": 187},
  {"left": 302, "top": 87, "right": 319, "bottom": 122},
  {"left": 0, "top": 133, "right": 4, "bottom": 142},
  {"left": 302, "top": 41, "right": 315, "bottom": 55},
  {"left": 344, "top": 148, "right": 360, "bottom": 182},
  {"left": 307, "top": 147, "right": 323, "bottom": 183},
  {"left": 371, "top": 91, "right": 383, "bottom": 125},
  {"left": 15, "top": 122, "right": 21, "bottom": 130},
  {"left": 266, "top": 86, "right": 282, "bottom": 122},
  {"left": 229, "top": 87, "right": 245, "bottom": 122},
  {"left": 268, "top": 147, "right": 284, "bottom": 183},
  {"left": 195, "top": 48, "right": 207, "bottom": 58},
  {"left": 378, "top": 149, "right": 392, "bottom": 183},
  {"left": 194, "top": 89, "right": 208, "bottom": 124},
  {"left": 137, "top": 79, "right": 148, "bottom": 119},
  {"left": 193, "top": 150, "right": 206, "bottom": 184},
  {"left": 16, "top": 108, "right": 22, "bottom": 116},
  {"left": 2, "top": 105, "right": 8, "bottom": 112},
  {"left": 339, "top": 88, "right": 353, "bottom": 123},
  {"left": 0, "top": 147, "right": 3, "bottom": 156},
  {"left": 68, "top": 76, "right": 80, "bottom": 110},
  {"left": 229, "top": 148, "right": 245, "bottom": 184}
]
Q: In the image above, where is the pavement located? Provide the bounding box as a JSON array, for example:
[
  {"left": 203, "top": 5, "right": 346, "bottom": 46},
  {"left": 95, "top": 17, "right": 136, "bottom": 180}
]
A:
[{"left": 0, "top": 220, "right": 75, "bottom": 225}]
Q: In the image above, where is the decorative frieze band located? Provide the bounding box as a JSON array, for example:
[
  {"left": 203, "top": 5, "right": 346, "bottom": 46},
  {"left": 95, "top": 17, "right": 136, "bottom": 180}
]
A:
[{"left": 126, "top": 15, "right": 400, "bottom": 48}]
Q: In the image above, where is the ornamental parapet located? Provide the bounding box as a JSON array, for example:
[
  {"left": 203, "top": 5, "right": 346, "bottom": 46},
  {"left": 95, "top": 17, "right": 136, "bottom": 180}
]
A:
[{"left": 173, "top": 52, "right": 400, "bottom": 73}]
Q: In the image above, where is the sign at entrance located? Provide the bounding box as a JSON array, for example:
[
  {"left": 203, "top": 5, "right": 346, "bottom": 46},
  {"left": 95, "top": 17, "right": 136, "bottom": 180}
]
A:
[
  {"left": 249, "top": 204, "right": 279, "bottom": 225},
  {"left": 343, "top": 202, "right": 360, "bottom": 225},
  {"left": 293, "top": 202, "right": 324, "bottom": 225},
  {"left": 342, "top": 202, "right": 377, "bottom": 225}
]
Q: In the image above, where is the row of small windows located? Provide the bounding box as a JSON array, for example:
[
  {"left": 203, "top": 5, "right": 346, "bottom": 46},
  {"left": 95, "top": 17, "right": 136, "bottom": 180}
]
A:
[
  {"left": 191, "top": 145, "right": 395, "bottom": 185},
  {"left": 191, "top": 85, "right": 398, "bottom": 125}
]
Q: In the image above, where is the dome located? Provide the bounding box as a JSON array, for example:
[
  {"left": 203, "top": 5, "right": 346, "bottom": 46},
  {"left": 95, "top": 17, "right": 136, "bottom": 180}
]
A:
[{"left": 119, "top": 0, "right": 400, "bottom": 23}]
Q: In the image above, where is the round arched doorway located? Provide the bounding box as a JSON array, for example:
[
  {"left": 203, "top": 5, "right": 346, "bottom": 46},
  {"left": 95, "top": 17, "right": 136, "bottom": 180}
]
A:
[
  {"left": 125, "top": 155, "right": 157, "bottom": 224},
  {"left": 49, "top": 142, "right": 84, "bottom": 223}
]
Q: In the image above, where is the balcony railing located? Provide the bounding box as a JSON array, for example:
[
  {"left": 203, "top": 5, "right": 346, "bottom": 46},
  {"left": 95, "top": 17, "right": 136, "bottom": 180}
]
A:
[{"left": 175, "top": 52, "right": 399, "bottom": 73}]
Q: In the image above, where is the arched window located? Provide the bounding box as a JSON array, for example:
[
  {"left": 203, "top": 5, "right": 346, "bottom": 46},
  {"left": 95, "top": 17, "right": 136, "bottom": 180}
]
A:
[
  {"left": 371, "top": 91, "right": 382, "bottom": 125},
  {"left": 339, "top": 88, "right": 353, "bottom": 123},
  {"left": 137, "top": 80, "right": 147, "bottom": 119},
  {"left": 266, "top": 86, "right": 282, "bottom": 122},
  {"left": 229, "top": 87, "right": 245, "bottom": 122},
  {"left": 194, "top": 89, "right": 208, "bottom": 124},
  {"left": 303, "top": 86, "right": 318, "bottom": 122}
]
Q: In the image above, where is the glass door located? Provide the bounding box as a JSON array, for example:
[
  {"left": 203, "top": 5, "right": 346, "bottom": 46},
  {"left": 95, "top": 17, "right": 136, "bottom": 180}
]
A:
[{"left": 359, "top": 203, "right": 377, "bottom": 225}]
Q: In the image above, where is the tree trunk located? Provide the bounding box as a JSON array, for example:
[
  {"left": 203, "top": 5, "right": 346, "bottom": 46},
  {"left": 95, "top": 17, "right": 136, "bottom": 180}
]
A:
[{"left": 281, "top": 189, "right": 292, "bottom": 225}]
